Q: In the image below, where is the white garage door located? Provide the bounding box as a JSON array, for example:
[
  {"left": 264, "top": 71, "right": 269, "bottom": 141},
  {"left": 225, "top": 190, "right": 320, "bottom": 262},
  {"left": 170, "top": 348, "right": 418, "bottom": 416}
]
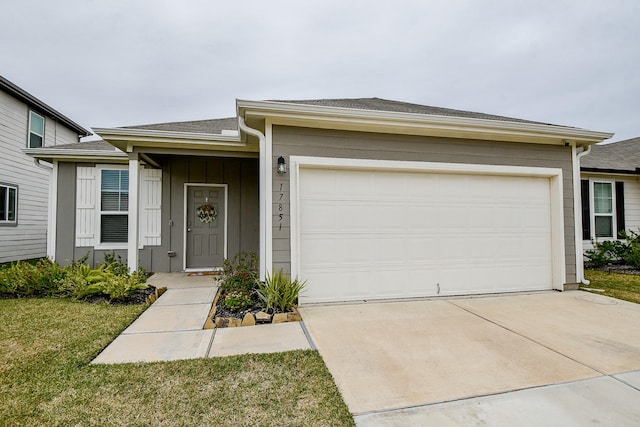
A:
[{"left": 297, "top": 166, "right": 554, "bottom": 304}]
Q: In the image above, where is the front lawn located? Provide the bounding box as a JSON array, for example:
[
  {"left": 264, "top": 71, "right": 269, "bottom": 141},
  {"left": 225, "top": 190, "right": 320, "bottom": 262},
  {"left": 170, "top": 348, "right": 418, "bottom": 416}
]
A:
[
  {"left": 0, "top": 298, "right": 353, "bottom": 426},
  {"left": 583, "top": 269, "right": 640, "bottom": 304}
]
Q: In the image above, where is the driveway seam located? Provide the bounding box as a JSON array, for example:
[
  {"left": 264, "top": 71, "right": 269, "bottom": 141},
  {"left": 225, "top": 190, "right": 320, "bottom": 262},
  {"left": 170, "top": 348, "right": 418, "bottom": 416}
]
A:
[
  {"left": 299, "top": 320, "right": 317, "bottom": 351},
  {"left": 351, "top": 375, "right": 609, "bottom": 418},
  {"left": 446, "top": 299, "right": 606, "bottom": 376}
]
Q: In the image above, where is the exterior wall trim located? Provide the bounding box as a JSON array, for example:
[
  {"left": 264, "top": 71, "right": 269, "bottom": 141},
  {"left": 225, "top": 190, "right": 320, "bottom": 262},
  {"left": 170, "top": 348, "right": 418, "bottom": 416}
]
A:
[
  {"left": 288, "top": 156, "right": 566, "bottom": 292},
  {"left": 182, "top": 183, "right": 229, "bottom": 271}
]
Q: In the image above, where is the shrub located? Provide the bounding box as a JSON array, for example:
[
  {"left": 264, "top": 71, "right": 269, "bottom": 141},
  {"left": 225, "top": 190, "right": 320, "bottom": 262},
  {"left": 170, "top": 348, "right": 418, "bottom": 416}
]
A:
[
  {"left": 222, "top": 291, "right": 253, "bottom": 312},
  {"left": 96, "top": 273, "right": 147, "bottom": 301},
  {"left": 256, "top": 269, "right": 305, "bottom": 313},
  {"left": 0, "top": 259, "right": 65, "bottom": 297},
  {"left": 586, "top": 229, "right": 640, "bottom": 268},
  {"left": 220, "top": 252, "right": 258, "bottom": 294}
]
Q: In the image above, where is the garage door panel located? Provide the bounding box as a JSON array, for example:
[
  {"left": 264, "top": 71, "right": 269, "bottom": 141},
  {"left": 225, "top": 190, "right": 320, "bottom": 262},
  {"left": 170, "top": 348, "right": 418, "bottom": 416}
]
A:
[{"left": 298, "top": 167, "right": 554, "bottom": 304}]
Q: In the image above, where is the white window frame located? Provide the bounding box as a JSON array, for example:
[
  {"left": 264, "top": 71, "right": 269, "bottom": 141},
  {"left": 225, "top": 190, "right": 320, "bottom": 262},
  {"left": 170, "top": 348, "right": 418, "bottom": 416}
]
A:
[
  {"left": 95, "top": 165, "right": 129, "bottom": 249},
  {"left": 28, "top": 111, "right": 45, "bottom": 148},
  {"left": 590, "top": 179, "right": 616, "bottom": 240},
  {"left": 0, "top": 182, "right": 18, "bottom": 226}
]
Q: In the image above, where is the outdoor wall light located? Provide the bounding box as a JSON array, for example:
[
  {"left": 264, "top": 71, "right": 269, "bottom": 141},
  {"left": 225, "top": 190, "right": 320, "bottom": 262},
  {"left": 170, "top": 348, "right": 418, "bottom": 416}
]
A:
[{"left": 277, "top": 156, "right": 287, "bottom": 174}]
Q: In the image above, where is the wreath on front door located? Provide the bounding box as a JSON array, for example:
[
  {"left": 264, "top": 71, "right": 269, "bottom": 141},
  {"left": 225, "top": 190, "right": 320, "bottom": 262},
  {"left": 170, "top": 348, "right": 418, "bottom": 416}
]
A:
[{"left": 196, "top": 203, "right": 218, "bottom": 223}]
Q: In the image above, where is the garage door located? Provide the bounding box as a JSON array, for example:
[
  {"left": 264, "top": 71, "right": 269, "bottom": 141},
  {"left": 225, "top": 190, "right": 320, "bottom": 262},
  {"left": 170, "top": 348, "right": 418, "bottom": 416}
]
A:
[{"left": 297, "top": 166, "right": 554, "bottom": 304}]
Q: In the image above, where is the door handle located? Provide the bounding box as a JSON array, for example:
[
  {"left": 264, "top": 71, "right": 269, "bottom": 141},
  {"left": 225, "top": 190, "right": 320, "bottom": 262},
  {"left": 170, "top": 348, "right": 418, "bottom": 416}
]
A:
[{"left": 187, "top": 227, "right": 192, "bottom": 232}]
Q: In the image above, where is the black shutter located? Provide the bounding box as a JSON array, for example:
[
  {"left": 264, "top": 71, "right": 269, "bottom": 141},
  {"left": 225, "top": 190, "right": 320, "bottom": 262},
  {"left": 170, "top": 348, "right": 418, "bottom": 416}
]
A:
[
  {"left": 581, "top": 180, "right": 591, "bottom": 240},
  {"left": 616, "top": 181, "right": 625, "bottom": 238}
]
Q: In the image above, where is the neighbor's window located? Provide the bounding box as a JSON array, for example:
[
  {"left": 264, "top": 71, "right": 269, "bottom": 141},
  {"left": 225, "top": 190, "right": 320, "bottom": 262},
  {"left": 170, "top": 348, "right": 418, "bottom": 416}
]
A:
[
  {"left": 0, "top": 183, "right": 18, "bottom": 225},
  {"left": 28, "top": 111, "right": 45, "bottom": 148},
  {"left": 100, "top": 169, "right": 128, "bottom": 243},
  {"left": 593, "top": 182, "right": 614, "bottom": 238}
]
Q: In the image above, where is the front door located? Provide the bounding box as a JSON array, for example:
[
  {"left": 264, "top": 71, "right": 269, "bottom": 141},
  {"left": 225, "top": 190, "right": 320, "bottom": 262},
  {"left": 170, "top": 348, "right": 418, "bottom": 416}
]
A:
[{"left": 186, "top": 185, "right": 225, "bottom": 269}]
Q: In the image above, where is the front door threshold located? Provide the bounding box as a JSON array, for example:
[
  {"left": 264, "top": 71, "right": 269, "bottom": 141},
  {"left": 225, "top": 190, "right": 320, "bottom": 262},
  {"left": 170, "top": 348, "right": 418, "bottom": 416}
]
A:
[{"left": 184, "top": 267, "right": 223, "bottom": 273}]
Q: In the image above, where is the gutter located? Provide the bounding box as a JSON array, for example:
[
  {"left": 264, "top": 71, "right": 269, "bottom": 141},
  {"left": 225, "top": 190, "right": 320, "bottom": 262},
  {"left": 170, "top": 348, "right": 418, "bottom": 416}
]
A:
[
  {"left": 575, "top": 145, "right": 593, "bottom": 286},
  {"left": 237, "top": 116, "right": 269, "bottom": 281}
]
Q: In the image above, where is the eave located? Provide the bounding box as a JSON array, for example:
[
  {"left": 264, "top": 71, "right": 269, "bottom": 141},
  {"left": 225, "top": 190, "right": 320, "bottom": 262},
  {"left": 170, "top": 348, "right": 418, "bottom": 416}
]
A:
[
  {"left": 580, "top": 167, "right": 640, "bottom": 176},
  {"left": 237, "top": 100, "right": 613, "bottom": 146},
  {"left": 92, "top": 127, "right": 259, "bottom": 153},
  {"left": 23, "top": 147, "right": 127, "bottom": 163}
]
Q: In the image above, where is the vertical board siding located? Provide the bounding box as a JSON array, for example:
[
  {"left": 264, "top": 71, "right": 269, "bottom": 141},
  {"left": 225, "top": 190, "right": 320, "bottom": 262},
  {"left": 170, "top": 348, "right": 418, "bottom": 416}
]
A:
[
  {"left": 272, "top": 125, "right": 577, "bottom": 283},
  {"left": 60, "top": 156, "right": 259, "bottom": 273},
  {"left": 75, "top": 166, "right": 96, "bottom": 247},
  {"left": 140, "top": 168, "right": 162, "bottom": 246}
]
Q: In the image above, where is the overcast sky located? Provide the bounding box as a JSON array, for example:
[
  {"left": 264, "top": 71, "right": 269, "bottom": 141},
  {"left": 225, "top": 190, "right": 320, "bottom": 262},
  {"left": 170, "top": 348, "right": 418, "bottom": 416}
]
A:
[{"left": 1, "top": 0, "right": 638, "bottom": 142}]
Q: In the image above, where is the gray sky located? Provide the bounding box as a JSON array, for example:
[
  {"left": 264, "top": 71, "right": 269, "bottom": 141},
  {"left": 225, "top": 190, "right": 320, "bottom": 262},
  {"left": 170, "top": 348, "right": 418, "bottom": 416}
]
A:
[{"left": 1, "top": 0, "right": 638, "bottom": 142}]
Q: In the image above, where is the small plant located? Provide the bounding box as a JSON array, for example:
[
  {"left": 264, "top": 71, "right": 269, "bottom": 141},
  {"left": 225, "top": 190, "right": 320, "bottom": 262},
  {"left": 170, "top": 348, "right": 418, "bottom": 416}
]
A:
[
  {"left": 256, "top": 269, "right": 306, "bottom": 313},
  {"left": 220, "top": 252, "right": 258, "bottom": 294},
  {"left": 222, "top": 291, "right": 253, "bottom": 312},
  {"left": 96, "top": 273, "right": 147, "bottom": 301}
]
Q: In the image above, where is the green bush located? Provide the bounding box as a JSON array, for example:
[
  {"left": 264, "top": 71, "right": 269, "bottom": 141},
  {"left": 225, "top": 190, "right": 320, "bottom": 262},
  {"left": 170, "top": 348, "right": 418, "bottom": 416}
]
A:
[
  {"left": 0, "top": 259, "right": 65, "bottom": 297},
  {"left": 220, "top": 252, "right": 258, "bottom": 294},
  {"left": 586, "top": 229, "right": 640, "bottom": 268},
  {"left": 222, "top": 291, "right": 253, "bottom": 312},
  {"left": 256, "top": 269, "right": 305, "bottom": 313},
  {"left": 0, "top": 254, "right": 148, "bottom": 302}
]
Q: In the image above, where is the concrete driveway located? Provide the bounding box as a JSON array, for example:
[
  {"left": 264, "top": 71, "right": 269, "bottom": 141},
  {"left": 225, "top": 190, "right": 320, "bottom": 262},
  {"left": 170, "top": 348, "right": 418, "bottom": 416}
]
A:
[{"left": 299, "top": 291, "right": 640, "bottom": 425}]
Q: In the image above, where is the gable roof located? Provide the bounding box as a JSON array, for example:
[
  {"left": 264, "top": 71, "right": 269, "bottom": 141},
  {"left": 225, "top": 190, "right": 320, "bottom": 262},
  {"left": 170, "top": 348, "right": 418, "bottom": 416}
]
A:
[
  {"left": 113, "top": 98, "right": 563, "bottom": 135},
  {"left": 0, "top": 75, "right": 91, "bottom": 136},
  {"left": 270, "top": 97, "right": 560, "bottom": 127},
  {"left": 581, "top": 137, "right": 640, "bottom": 174}
]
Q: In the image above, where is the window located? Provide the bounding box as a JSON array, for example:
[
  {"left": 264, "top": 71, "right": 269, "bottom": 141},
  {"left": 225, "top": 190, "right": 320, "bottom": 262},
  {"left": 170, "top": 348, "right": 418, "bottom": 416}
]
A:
[
  {"left": 581, "top": 179, "right": 625, "bottom": 240},
  {"left": 0, "top": 183, "right": 18, "bottom": 225},
  {"left": 593, "top": 182, "right": 613, "bottom": 238},
  {"left": 100, "top": 169, "right": 128, "bottom": 243},
  {"left": 28, "top": 111, "right": 45, "bottom": 148}
]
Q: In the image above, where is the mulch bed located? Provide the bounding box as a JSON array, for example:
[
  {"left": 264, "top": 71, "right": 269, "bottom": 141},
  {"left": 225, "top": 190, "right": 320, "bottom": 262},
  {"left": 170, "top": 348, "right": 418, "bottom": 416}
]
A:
[
  {"left": 81, "top": 286, "right": 156, "bottom": 305},
  {"left": 589, "top": 264, "right": 640, "bottom": 276}
]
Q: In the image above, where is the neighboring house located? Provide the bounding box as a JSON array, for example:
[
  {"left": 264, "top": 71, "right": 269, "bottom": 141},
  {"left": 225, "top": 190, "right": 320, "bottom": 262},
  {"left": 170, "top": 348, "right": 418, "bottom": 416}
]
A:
[
  {"left": 0, "top": 75, "right": 91, "bottom": 263},
  {"left": 580, "top": 137, "right": 640, "bottom": 250},
  {"left": 28, "top": 98, "right": 612, "bottom": 304}
]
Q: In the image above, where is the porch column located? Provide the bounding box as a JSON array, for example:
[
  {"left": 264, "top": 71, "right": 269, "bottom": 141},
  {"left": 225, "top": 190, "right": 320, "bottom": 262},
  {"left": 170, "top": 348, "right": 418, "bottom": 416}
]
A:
[{"left": 128, "top": 153, "right": 140, "bottom": 272}]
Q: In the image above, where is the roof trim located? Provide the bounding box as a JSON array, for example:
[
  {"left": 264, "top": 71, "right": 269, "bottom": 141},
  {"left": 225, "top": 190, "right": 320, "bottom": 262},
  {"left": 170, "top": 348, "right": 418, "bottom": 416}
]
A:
[
  {"left": 92, "top": 127, "right": 257, "bottom": 153},
  {"left": 237, "top": 99, "right": 613, "bottom": 146},
  {"left": 0, "top": 75, "right": 91, "bottom": 136},
  {"left": 23, "top": 147, "right": 127, "bottom": 162},
  {"left": 580, "top": 167, "right": 640, "bottom": 175}
]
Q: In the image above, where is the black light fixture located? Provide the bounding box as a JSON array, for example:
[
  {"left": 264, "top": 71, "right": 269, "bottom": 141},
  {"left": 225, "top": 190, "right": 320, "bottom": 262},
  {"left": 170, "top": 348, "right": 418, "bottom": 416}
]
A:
[{"left": 277, "top": 156, "right": 287, "bottom": 174}]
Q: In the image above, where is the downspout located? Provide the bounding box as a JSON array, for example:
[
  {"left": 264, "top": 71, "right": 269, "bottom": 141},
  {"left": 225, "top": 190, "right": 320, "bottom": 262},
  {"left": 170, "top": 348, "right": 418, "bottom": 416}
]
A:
[
  {"left": 574, "top": 144, "right": 592, "bottom": 285},
  {"left": 238, "top": 116, "right": 267, "bottom": 280}
]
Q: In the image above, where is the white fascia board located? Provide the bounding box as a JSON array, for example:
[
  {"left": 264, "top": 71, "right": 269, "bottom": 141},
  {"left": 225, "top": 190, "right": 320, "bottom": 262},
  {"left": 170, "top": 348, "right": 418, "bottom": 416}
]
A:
[
  {"left": 23, "top": 148, "right": 127, "bottom": 162},
  {"left": 92, "top": 127, "right": 253, "bottom": 153},
  {"left": 237, "top": 99, "right": 613, "bottom": 145}
]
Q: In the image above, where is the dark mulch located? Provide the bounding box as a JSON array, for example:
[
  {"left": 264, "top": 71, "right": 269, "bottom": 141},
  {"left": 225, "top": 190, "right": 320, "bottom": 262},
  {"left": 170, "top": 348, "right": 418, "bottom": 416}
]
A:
[
  {"left": 590, "top": 264, "right": 640, "bottom": 276},
  {"left": 81, "top": 286, "right": 156, "bottom": 305}
]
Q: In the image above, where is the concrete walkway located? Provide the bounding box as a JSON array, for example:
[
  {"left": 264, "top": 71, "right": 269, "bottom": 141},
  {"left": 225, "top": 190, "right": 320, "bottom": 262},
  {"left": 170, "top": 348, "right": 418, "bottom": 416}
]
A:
[
  {"left": 92, "top": 273, "right": 311, "bottom": 364},
  {"left": 300, "top": 291, "right": 640, "bottom": 425}
]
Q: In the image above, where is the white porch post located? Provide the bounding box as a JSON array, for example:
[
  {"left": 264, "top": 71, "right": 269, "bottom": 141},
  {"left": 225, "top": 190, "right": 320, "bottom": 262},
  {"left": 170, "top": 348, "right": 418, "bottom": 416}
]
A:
[{"left": 128, "top": 153, "right": 140, "bottom": 272}]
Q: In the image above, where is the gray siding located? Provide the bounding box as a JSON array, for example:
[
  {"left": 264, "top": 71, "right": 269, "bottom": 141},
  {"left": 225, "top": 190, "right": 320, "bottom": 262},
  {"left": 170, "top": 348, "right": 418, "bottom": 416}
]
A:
[
  {"left": 55, "top": 157, "right": 259, "bottom": 272},
  {"left": 271, "top": 125, "right": 577, "bottom": 283},
  {"left": 0, "top": 90, "right": 79, "bottom": 263}
]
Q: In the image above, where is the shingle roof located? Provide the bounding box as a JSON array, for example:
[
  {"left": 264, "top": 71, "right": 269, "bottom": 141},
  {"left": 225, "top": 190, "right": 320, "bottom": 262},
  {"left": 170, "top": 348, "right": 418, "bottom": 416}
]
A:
[
  {"left": 122, "top": 117, "right": 238, "bottom": 134},
  {"left": 118, "top": 98, "right": 565, "bottom": 134},
  {"left": 270, "top": 97, "right": 561, "bottom": 126},
  {"left": 581, "top": 137, "right": 640, "bottom": 173},
  {"left": 0, "top": 75, "right": 91, "bottom": 136},
  {"left": 47, "top": 139, "right": 120, "bottom": 151}
]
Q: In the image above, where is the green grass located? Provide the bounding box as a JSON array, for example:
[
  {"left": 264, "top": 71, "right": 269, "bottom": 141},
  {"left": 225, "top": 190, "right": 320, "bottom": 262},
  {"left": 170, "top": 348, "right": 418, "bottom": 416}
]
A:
[
  {"left": 583, "top": 269, "right": 640, "bottom": 304},
  {"left": 0, "top": 298, "right": 354, "bottom": 426}
]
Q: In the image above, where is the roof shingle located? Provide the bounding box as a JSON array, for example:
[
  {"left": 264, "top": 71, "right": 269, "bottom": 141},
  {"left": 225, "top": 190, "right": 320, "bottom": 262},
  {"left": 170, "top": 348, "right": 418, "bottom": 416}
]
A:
[{"left": 581, "top": 137, "right": 640, "bottom": 173}]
